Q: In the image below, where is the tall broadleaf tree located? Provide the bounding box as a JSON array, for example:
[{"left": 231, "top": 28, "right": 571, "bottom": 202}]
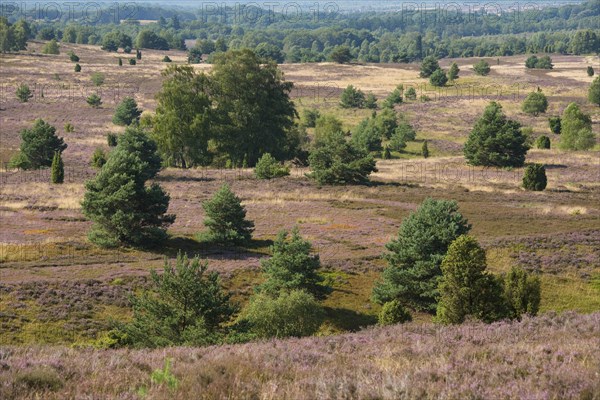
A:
[{"left": 372, "top": 198, "right": 471, "bottom": 312}]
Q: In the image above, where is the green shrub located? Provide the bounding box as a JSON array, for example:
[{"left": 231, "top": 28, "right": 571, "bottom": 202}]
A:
[
  {"left": 419, "top": 56, "right": 440, "bottom": 78},
  {"left": 68, "top": 51, "right": 79, "bottom": 62},
  {"left": 8, "top": 119, "right": 66, "bottom": 170},
  {"left": 74, "top": 63, "right": 81, "bottom": 72},
  {"left": 118, "top": 57, "right": 123, "bottom": 66},
  {"left": 242, "top": 290, "right": 324, "bottom": 338},
  {"left": 91, "top": 147, "right": 107, "bottom": 168},
  {"left": 202, "top": 183, "right": 254, "bottom": 244},
  {"left": 404, "top": 87, "right": 417, "bottom": 100},
  {"left": 429, "top": 68, "right": 448, "bottom": 87},
  {"left": 301, "top": 108, "right": 320, "bottom": 128},
  {"left": 503, "top": 266, "right": 541, "bottom": 320},
  {"left": 112, "top": 97, "right": 142, "bottom": 126},
  {"left": 86, "top": 93, "right": 102, "bottom": 108},
  {"left": 473, "top": 60, "right": 491, "bottom": 76},
  {"left": 422, "top": 140, "right": 430, "bottom": 158},
  {"left": 548, "top": 116, "right": 561, "bottom": 134},
  {"left": 15, "top": 367, "right": 63, "bottom": 392},
  {"left": 383, "top": 85, "right": 403, "bottom": 108},
  {"left": 42, "top": 39, "right": 60, "bottom": 54},
  {"left": 129, "top": 58, "right": 136, "bottom": 65},
  {"left": 365, "top": 93, "right": 377, "bottom": 109},
  {"left": 522, "top": 90, "right": 548, "bottom": 116},
  {"left": 162, "top": 55, "right": 172, "bottom": 62},
  {"left": 254, "top": 153, "right": 290, "bottom": 179},
  {"left": 587, "top": 66, "right": 594, "bottom": 77},
  {"left": 340, "top": 84, "right": 365, "bottom": 108},
  {"left": 64, "top": 122, "right": 74, "bottom": 133},
  {"left": 16, "top": 83, "right": 33, "bottom": 102},
  {"left": 589, "top": 76, "right": 600, "bottom": 107},
  {"left": 378, "top": 299, "right": 412, "bottom": 325},
  {"left": 382, "top": 146, "right": 391, "bottom": 159},
  {"left": 448, "top": 62, "right": 460, "bottom": 81},
  {"left": 50, "top": 151, "right": 64, "bottom": 184},
  {"left": 559, "top": 102, "right": 595, "bottom": 150},
  {"left": 522, "top": 163, "right": 547, "bottom": 191},
  {"left": 150, "top": 359, "right": 179, "bottom": 391},
  {"left": 90, "top": 72, "right": 105, "bottom": 86},
  {"left": 536, "top": 135, "right": 551, "bottom": 149}
]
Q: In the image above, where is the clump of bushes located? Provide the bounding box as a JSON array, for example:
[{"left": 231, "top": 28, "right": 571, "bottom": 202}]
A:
[
  {"left": 254, "top": 153, "right": 289, "bottom": 179},
  {"left": 90, "top": 72, "right": 105, "bottom": 86},
  {"left": 548, "top": 116, "right": 561, "bottom": 134},
  {"left": 162, "top": 55, "right": 172, "bottom": 62},
  {"left": 86, "top": 93, "right": 102, "bottom": 108},
  {"left": 522, "top": 163, "right": 547, "bottom": 191},
  {"left": 129, "top": 58, "right": 136, "bottom": 65},
  {"left": 536, "top": 135, "right": 550, "bottom": 149},
  {"left": 378, "top": 299, "right": 412, "bottom": 325},
  {"left": 74, "top": 63, "right": 81, "bottom": 72},
  {"left": 16, "top": 83, "right": 33, "bottom": 102},
  {"left": 525, "top": 55, "right": 553, "bottom": 69},
  {"left": 473, "top": 60, "right": 491, "bottom": 76},
  {"left": 107, "top": 133, "right": 118, "bottom": 147},
  {"left": 91, "top": 148, "right": 107, "bottom": 168}
]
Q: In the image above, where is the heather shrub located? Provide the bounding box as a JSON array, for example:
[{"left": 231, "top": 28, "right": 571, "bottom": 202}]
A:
[
  {"left": 114, "top": 253, "right": 235, "bottom": 348},
  {"left": 522, "top": 163, "right": 547, "bottom": 191},
  {"left": 202, "top": 183, "right": 254, "bottom": 245},
  {"left": 536, "top": 135, "right": 551, "bottom": 149},
  {"left": 503, "top": 266, "right": 541, "bottom": 320},
  {"left": 242, "top": 290, "right": 324, "bottom": 338},
  {"left": 372, "top": 198, "right": 471, "bottom": 312},
  {"left": 258, "top": 227, "right": 329, "bottom": 299},
  {"left": 436, "top": 235, "right": 507, "bottom": 324},
  {"left": 254, "top": 153, "right": 289, "bottom": 179},
  {"left": 378, "top": 299, "right": 412, "bottom": 325},
  {"left": 15, "top": 367, "right": 63, "bottom": 392}
]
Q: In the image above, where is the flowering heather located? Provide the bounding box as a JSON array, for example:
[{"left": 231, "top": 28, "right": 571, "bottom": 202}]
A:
[{"left": 1, "top": 312, "right": 598, "bottom": 399}]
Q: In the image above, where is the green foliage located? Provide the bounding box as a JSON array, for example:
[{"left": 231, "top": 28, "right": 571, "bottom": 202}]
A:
[
  {"left": 101, "top": 31, "right": 131, "bottom": 52},
  {"left": 91, "top": 147, "right": 107, "bottom": 168},
  {"left": 202, "top": 183, "right": 254, "bottom": 245},
  {"left": 589, "top": 76, "right": 600, "bottom": 107},
  {"left": 314, "top": 114, "right": 343, "bottom": 142},
  {"left": 404, "top": 87, "right": 417, "bottom": 101},
  {"left": 351, "top": 117, "right": 383, "bottom": 153},
  {"left": 300, "top": 108, "right": 320, "bottom": 128},
  {"left": 129, "top": 58, "right": 136, "bottom": 65},
  {"left": 242, "top": 290, "right": 324, "bottom": 338},
  {"left": 503, "top": 266, "right": 541, "bottom": 320},
  {"left": 464, "top": 101, "right": 529, "bottom": 167},
  {"left": 419, "top": 56, "right": 440, "bottom": 78},
  {"left": 15, "top": 367, "right": 63, "bottom": 392},
  {"left": 382, "top": 146, "right": 391, "bottom": 159},
  {"left": 82, "top": 127, "right": 174, "bottom": 247},
  {"left": 340, "top": 85, "right": 365, "bottom": 108},
  {"left": 258, "top": 227, "right": 328, "bottom": 299},
  {"left": 86, "top": 93, "right": 102, "bottom": 108},
  {"left": 536, "top": 135, "right": 551, "bottom": 149},
  {"left": 115, "top": 253, "right": 234, "bottom": 347},
  {"left": 8, "top": 119, "right": 66, "bottom": 170},
  {"left": 118, "top": 57, "right": 122, "bottom": 66},
  {"left": 136, "top": 30, "right": 169, "bottom": 50},
  {"left": 548, "top": 116, "right": 561, "bottom": 134},
  {"left": 163, "top": 55, "right": 172, "bottom": 62},
  {"left": 42, "top": 39, "right": 59, "bottom": 54},
  {"left": 150, "top": 359, "right": 179, "bottom": 391},
  {"left": 50, "top": 151, "right": 64, "bottom": 184},
  {"left": 112, "top": 97, "right": 142, "bottom": 126},
  {"left": 473, "top": 60, "right": 491, "bottom": 76},
  {"left": 308, "top": 130, "right": 377, "bottom": 185},
  {"left": 136, "top": 49, "right": 142, "bottom": 59},
  {"left": 378, "top": 299, "right": 412, "bottom": 325},
  {"left": 383, "top": 85, "right": 403, "bottom": 108},
  {"left": 68, "top": 51, "right": 79, "bottom": 62},
  {"left": 448, "top": 62, "right": 460, "bottom": 81},
  {"left": 522, "top": 163, "right": 547, "bottom": 191},
  {"left": 372, "top": 198, "right": 471, "bottom": 312},
  {"left": 90, "top": 72, "right": 105, "bottom": 86},
  {"left": 422, "top": 140, "right": 430, "bottom": 158},
  {"left": 429, "top": 69, "right": 448, "bottom": 87},
  {"left": 587, "top": 66, "right": 595, "bottom": 77},
  {"left": 64, "top": 122, "right": 74, "bottom": 133},
  {"left": 559, "top": 102, "right": 595, "bottom": 150},
  {"left": 364, "top": 93, "right": 377, "bottom": 109},
  {"left": 330, "top": 45, "right": 352, "bottom": 63},
  {"left": 107, "top": 133, "right": 118, "bottom": 147},
  {"left": 16, "top": 83, "right": 32, "bottom": 102},
  {"left": 534, "top": 55, "right": 553, "bottom": 69},
  {"left": 436, "top": 235, "right": 507, "bottom": 324},
  {"left": 525, "top": 55, "right": 538, "bottom": 69},
  {"left": 74, "top": 63, "right": 81, "bottom": 72},
  {"left": 522, "top": 90, "right": 548, "bottom": 116},
  {"left": 254, "top": 153, "right": 290, "bottom": 179}
]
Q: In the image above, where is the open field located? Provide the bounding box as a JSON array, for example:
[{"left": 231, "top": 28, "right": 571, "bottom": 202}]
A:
[{"left": 0, "top": 40, "right": 599, "bottom": 398}]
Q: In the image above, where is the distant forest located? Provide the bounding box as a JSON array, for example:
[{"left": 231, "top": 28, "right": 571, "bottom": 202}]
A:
[{"left": 1, "top": 0, "right": 598, "bottom": 62}]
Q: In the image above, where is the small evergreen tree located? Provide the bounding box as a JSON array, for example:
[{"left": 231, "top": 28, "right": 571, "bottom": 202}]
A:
[
  {"left": 420, "top": 56, "right": 440, "bottom": 78},
  {"left": 473, "top": 60, "right": 491, "bottom": 76},
  {"left": 202, "top": 184, "right": 254, "bottom": 244},
  {"left": 258, "top": 227, "right": 328, "bottom": 299},
  {"left": 503, "top": 266, "right": 541, "bottom": 320},
  {"left": 365, "top": 93, "right": 378, "bottom": 109},
  {"left": 90, "top": 72, "right": 105, "bottom": 86},
  {"left": 383, "top": 85, "right": 403, "bottom": 108},
  {"left": 91, "top": 147, "right": 107, "bottom": 168},
  {"left": 429, "top": 69, "right": 448, "bottom": 87},
  {"left": 525, "top": 55, "right": 538, "bottom": 69},
  {"left": 129, "top": 58, "right": 136, "bottom": 65},
  {"left": 42, "top": 39, "right": 59, "bottom": 54},
  {"left": 118, "top": 57, "right": 123, "bottom": 66},
  {"left": 422, "top": 140, "right": 430, "bottom": 158},
  {"left": 86, "top": 93, "right": 102, "bottom": 108},
  {"left": 254, "top": 153, "right": 289, "bottom": 179},
  {"left": 64, "top": 122, "right": 74, "bottom": 133},
  {"left": 50, "top": 151, "right": 64, "bottom": 184},
  {"left": 340, "top": 85, "right": 366, "bottom": 108},
  {"left": 68, "top": 51, "right": 79, "bottom": 62},
  {"left": 522, "top": 163, "right": 547, "bottom": 191},
  {"left": 378, "top": 299, "right": 412, "bottom": 325},
  {"left": 404, "top": 87, "right": 417, "bottom": 101},
  {"left": 301, "top": 109, "right": 320, "bottom": 128},
  {"left": 587, "top": 66, "right": 595, "bottom": 77},
  {"left": 448, "top": 62, "right": 460, "bottom": 81},
  {"left": 8, "top": 119, "right": 67, "bottom": 169},
  {"left": 436, "top": 235, "right": 506, "bottom": 324},
  {"left": 136, "top": 49, "right": 142, "bottom": 60},
  {"left": 559, "top": 102, "right": 595, "bottom": 150},
  {"left": 382, "top": 146, "right": 391, "bottom": 159},
  {"left": 351, "top": 117, "right": 383, "bottom": 153},
  {"left": 464, "top": 101, "right": 530, "bottom": 167},
  {"left": 74, "top": 63, "right": 81, "bottom": 72},
  {"left": 535, "top": 55, "right": 553, "bottom": 69},
  {"left": 112, "top": 97, "right": 142, "bottom": 126},
  {"left": 589, "top": 76, "right": 600, "bottom": 107},
  {"left": 163, "top": 55, "right": 172, "bottom": 62},
  {"left": 107, "top": 133, "right": 118, "bottom": 147},
  {"left": 548, "top": 116, "right": 561, "bottom": 134},
  {"left": 16, "top": 83, "right": 33, "bottom": 103},
  {"left": 372, "top": 198, "right": 471, "bottom": 312},
  {"left": 536, "top": 135, "right": 550, "bottom": 149},
  {"left": 522, "top": 90, "right": 548, "bottom": 116},
  {"left": 115, "top": 253, "right": 235, "bottom": 347}
]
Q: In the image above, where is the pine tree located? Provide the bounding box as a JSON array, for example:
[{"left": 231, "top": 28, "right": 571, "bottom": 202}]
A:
[
  {"left": 86, "top": 93, "right": 102, "bottom": 108},
  {"left": 522, "top": 90, "right": 548, "bottom": 116},
  {"left": 419, "top": 56, "right": 440, "bottom": 78},
  {"left": 587, "top": 66, "right": 595, "bottom": 77},
  {"left": 473, "top": 60, "right": 491, "bottom": 76},
  {"left": 422, "top": 140, "right": 430, "bottom": 158},
  {"left": 372, "top": 198, "right": 471, "bottom": 312},
  {"left": 536, "top": 135, "right": 550, "bottom": 149},
  {"left": 548, "top": 116, "right": 561, "bottom": 134},
  {"left": 112, "top": 97, "right": 142, "bottom": 126},
  {"left": 8, "top": 119, "right": 67, "bottom": 169},
  {"left": 50, "top": 151, "right": 64, "bottom": 184},
  {"left": 559, "top": 102, "right": 595, "bottom": 150},
  {"left": 429, "top": 69, "right": 448, "bottom": 87},
  {"left": 589, "top": 76, "right": 600, "bottom": 107},
  {"left": 82, "top": 127, "right": 174, "bottom": 247},
  {"left": 202, "top": 184, "right": 254, "bottom": 244},
  {"left": 340, "top": 85, "right": 366, "bottom": 108},
  {"left": 74, "top": 63, "right": 81, "bottom": 72},
  {"left": 16, "top": 83, "right": 33, "bottom": 102},
  {"left": 448, "top": 62, "right": 460, "bottom": 81},
  {"left": 503, "top": 266, "right": 541, "bottom": 320},
  {"left": 436, "top": 235, "right": 506, "bottom": 324},
  {"left": 258, "top": 227, "right": 328, "bottom": 299}
]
